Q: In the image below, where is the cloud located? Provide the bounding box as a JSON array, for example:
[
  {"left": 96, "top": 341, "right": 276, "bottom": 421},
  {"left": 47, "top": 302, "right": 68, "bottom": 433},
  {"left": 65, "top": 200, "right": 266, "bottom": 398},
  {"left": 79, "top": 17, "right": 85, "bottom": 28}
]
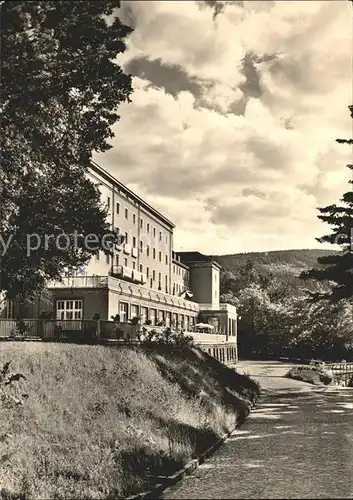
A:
[{"left": 95, "top": 0, "right": 352, "bottom": 254}]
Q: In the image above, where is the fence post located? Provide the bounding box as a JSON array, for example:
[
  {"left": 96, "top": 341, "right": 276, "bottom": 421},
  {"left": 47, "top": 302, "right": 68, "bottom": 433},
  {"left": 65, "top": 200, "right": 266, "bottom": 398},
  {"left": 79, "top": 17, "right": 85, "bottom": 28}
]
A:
[{"left": 96, "top": 320, "right": 101, "bottom": 343}]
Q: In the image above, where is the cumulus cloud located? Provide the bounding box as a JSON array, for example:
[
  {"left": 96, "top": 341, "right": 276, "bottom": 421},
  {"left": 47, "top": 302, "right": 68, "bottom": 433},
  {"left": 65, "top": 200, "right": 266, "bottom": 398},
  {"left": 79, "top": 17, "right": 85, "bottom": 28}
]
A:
[{"left": 95, "top": 0, "right": 352, "bottom": 254}]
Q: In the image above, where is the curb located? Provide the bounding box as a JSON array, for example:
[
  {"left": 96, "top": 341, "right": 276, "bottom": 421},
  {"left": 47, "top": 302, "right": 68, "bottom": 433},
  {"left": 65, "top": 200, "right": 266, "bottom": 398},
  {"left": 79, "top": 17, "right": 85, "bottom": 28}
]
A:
[{"left": 124, "top": 397, "right": 258, "bottom": 500}]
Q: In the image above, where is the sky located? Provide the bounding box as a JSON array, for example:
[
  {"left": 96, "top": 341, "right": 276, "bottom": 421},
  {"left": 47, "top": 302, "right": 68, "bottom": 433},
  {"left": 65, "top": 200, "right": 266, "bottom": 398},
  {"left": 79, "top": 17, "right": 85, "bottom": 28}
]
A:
[{"left": 95, "top": 0, "right": 353, "bottom": 255}]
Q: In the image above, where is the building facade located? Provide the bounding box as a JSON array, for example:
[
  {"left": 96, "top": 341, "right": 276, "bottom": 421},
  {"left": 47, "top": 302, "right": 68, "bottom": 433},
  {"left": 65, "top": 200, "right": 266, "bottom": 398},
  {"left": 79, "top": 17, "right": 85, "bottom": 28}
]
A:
[{"left": 1, "top": 162, "right": 238, "bottom": 361}]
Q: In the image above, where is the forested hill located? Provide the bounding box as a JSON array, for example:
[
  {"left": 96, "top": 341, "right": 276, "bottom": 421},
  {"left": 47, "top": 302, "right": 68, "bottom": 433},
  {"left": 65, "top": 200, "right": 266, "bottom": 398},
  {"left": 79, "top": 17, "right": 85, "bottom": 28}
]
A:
[
  {"left": 210, "top": 249, "right": 336, "bottom": 272},
  {"left": 209, "top": 249, "right": 338, "bottom": 298}
]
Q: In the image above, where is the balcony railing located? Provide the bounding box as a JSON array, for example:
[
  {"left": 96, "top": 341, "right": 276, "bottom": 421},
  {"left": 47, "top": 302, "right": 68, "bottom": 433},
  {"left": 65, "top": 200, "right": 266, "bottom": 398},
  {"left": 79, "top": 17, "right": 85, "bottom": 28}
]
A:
[
  {"left": 198, "top": 303, "right": 237, "bottom": 314},
  {"left": 49, "top": 276, "right": 108, "bottom": 288}
]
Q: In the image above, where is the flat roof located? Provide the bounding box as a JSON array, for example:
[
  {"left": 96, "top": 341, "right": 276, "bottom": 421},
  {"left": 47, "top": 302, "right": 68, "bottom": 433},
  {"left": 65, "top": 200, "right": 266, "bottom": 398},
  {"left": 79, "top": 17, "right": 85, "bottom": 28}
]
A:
[
  {"left": 176, "top": 251, "right": 222, "bottom": 269},
  {"left": 90, "top": 161, "right": 176, "bottom": 229}
]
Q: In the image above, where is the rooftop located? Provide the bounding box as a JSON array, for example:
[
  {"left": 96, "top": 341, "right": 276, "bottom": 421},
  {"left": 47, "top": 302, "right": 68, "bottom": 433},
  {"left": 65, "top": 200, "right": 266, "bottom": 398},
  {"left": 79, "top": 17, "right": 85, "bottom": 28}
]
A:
[
  {"left": 90, "top": 161, "right": 176, "bottom": 230},
  {"left": 175, "top": 252, "right": 222, "bottom": 270}
]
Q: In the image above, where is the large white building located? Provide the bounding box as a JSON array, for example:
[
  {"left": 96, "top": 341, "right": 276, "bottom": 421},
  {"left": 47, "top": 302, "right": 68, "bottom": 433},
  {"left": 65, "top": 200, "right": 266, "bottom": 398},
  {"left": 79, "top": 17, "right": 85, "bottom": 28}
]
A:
[{"left": 1, "top": 162, "right": 238, "bottom": 361}]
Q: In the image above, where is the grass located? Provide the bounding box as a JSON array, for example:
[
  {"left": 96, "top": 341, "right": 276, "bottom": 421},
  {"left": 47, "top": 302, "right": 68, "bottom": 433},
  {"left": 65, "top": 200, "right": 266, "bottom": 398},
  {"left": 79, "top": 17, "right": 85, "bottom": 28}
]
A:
[
  {"left": 285, "top": 365, "right": 333, "bottom": 386},
  {"left": 0, "top": 343, "right": 259, "bottom": 499}
]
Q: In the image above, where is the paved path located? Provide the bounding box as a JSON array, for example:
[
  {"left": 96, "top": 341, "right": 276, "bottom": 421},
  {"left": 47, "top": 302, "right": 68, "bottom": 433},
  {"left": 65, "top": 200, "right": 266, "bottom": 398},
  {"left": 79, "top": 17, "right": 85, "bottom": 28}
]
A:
[{"left": 161, "top": 361, "right": 353, "bottom": 499}]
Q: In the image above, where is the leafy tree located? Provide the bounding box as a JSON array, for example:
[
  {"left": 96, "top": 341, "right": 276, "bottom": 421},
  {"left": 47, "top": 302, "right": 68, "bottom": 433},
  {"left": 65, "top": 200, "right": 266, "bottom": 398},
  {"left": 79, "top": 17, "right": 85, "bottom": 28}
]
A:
[
  {"left": 0, "top": 1, "right": 133, "bottom": 300},
  {"left": 301, "top": 105, "right": 353, "bottom": 302},
  {"left": 288, "top": 299, "right": 353, "bottom": 360}
]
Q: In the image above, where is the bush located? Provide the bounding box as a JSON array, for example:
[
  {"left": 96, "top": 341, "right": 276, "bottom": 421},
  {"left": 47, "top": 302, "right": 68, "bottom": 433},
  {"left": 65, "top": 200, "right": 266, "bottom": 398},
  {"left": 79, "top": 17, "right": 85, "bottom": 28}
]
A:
[
  {"left": 0, "top": 361, "right": 28, "bottom": 408},
  {"left": 285, "top": 365, "right": 333, "bottom": 385},
  {"left": 138, "top": 327, "right": 195, "bottom": 347}
]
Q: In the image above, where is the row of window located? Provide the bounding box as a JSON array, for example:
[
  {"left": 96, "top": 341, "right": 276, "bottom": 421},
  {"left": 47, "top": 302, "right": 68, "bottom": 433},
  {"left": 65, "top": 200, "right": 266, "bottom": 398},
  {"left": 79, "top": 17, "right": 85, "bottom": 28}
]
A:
[
  {"left": 173, "top": 264, "right": 189, "bottom": 279},
  {"left": 111, "top": 230, "right": 169, "bottom": 265},
  {"left": 107, "top": 196, "right": 169, "bottom": 244},
  {"left": 119, "top": 301, "right": 196, "bottom": 328},
  {"left": 56, "top": 299, "right": 196, "bottom": 327},
  {"left": 96, "top": 245, "right": 168, "bottom": 266}
]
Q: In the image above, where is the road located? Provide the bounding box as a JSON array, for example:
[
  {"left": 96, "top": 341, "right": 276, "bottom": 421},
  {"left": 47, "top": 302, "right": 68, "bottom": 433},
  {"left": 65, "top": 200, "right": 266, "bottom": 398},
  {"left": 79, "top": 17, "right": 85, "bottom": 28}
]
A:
[{"left": 161, "top": 361, "right": 353, "bottom": 499}]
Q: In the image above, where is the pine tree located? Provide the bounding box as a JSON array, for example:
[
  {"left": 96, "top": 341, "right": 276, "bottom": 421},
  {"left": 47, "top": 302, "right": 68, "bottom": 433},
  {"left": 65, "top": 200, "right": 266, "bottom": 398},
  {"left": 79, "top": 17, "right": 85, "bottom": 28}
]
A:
[{"left": 301, "top": 105, "right": 353, "bottom": 302}]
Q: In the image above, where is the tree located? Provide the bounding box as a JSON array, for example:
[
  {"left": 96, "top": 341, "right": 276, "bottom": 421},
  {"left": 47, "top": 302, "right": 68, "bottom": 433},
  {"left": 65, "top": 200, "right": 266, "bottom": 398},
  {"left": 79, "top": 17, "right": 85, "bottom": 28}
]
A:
[
  {"left": 288, "top": 299, "right": 353, "bottom": 360},
  {"left": 0, "top": 1, "right": 133, "bottom": 300},
  {"left": 301, "top": 105, "right": 353, "bottom": 302}
]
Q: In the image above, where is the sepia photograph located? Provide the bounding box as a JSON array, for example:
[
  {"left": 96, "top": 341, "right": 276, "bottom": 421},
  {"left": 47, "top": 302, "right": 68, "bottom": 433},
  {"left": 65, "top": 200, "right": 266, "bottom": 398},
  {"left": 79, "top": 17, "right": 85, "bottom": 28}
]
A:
[{"left": 0, "top": 0, "right": 352, "bottom": 499}]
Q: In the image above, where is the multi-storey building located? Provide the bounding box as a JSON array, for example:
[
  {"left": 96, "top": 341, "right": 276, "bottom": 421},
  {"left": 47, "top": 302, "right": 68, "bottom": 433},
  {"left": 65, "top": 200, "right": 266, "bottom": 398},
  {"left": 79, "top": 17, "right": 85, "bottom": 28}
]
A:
[{"left": 1, "top": 162, "right": 238, "bottom": 361}]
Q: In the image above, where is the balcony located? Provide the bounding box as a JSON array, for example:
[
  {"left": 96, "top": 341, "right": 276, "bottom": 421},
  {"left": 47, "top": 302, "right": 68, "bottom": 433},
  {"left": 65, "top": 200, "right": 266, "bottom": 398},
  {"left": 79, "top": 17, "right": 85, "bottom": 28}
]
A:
[
  {"left": 131, "top": 247, "right": 138, "bottom": 258},
  {"left": 198, "top": 303, "right": 237, "bottom": 314},
  {"left": 111, "top": 266, "right": 146, "bottom": 285},
  {"left": 112, "top": 265, "right": 133, "bottom": 279},
  {"left": 49, "top": 276, "right": 109, "bottom": 288},
  {"left": 123, "top": 243, "right": 131, "bottom": 255}
]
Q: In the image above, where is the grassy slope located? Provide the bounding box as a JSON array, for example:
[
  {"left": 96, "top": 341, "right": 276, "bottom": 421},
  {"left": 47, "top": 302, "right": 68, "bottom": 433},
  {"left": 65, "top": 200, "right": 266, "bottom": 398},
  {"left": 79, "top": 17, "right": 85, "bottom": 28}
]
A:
[{"left": 0, "top": 343, "right": 259, "bottom": 500}]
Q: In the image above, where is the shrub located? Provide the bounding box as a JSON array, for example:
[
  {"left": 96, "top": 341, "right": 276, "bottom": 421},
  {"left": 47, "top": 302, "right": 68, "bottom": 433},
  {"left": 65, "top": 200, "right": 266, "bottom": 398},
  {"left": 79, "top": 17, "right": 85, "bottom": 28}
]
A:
[
  {"left": 138, "top": 327, "right": 195, "bottom": 347},
  {"left": 0, "top": 361, "right": 28, "bottom": 408},
  {"left": 285, "top": 365, "right": 333, "bottom": 385}
]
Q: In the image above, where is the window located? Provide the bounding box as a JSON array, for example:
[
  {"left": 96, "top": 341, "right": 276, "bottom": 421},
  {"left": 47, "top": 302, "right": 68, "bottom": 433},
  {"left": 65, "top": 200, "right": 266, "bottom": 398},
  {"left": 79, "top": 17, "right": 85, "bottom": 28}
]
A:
[
  {"left": 158, "top": 272, "right": 161, "bottom": 282},
  {"left": 125, "top": 232, "right": 128, "bottom": 244},
  {"left": 125, "top": 208, "right": 128, "bottom": 219},
  {"left": 152, "top": 270, "right": 156, "bottom": 281},
  {"left": 56, "top": 300, "right": 82, "bottom": 320},
  {"left": 146, "top": 267, "right": 150, "bottom": 278},
  {"left": 124, "top": 258, "right": 128, "bottom": 266},
  {"left": 165, "top": 255, "right": 168, "bottom": 265},
  {"left": 107, "top": 196, "right": 111, "bottom": 208},
  {"left": 153, "top": 248, "right": 156, "bottom": 259},
  {"left": 116, "top": 202, "right": 120, "bottom": 214},
  {"left": 158, "top": 251, "right": 162, "bottom": 262},
  {"left": 166, "top": 235, "right": 168, "bottom": 244},
  {"left": 133, "top": 213, "right": 136, "bottom": 224},
  {"left": 139, "top": 264, "right": 143, "bottom": 273},
  {"left": 106, "top": 253, "right": 110, "bottom": 265},
  {"left": 119, "top": 302, "right": 129, "bottom": 322},
  {"left": 173, "top": 265, "right": 175, "bottom": 273},
  {"left": 150, "top": 308, "right": 157, "bottom": 325},
  {"left": 116, "top": 255, "right": 119, "bottom": 266},
  {"left": 141, "top": 306, "right": 148, "bottom": 324},
  {"left": 131, "top": 304, "right": 139, "bottom": 319},
  {"left": 159, "top": 231, "right": 162, "bottom": 241},
  {"left": 95, "top": 250, "right": 100, "bottom": 261},
  {"left": 140, "top": 218, "right": 143, "bottom": 229},
  {"left": 172, "top": 312, "right": 178, "bottom": 327},
  {"left": 147, "top": 222, "right": 150, "bottom": 233},
  {"left": 133, "top": 236, "right": 136, "bottom": 248},
  {"left": 140, "top": 240, "right": 143, "bottom": 253},
  {"left": 153, "top": 227, "right": 156, "bottom": 237},
  {"left": 146, "top": 245, "right": 150, "bottom": 257},
  {"left": 132, "top": 261, "right": 136, "bottom": 270}
]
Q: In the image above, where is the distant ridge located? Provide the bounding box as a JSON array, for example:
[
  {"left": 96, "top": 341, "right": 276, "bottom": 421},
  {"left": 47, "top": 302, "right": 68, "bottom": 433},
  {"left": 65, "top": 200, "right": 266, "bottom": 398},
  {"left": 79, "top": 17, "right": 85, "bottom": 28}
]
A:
[{"left": 209, "top": 249, "right": 337, "bottom": 271}]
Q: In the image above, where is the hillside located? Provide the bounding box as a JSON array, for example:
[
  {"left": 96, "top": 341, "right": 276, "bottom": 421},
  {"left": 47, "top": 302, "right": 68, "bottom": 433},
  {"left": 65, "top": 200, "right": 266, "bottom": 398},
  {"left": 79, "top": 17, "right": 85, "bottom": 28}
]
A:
[
  {"left": 210, "top": 249, "right": 337, "bottom": 298},
  {"left": 0, "top": 343, "right": 259, "bottom": 500},
  {"left": 211, "top": 249, "right": 336, "bottom": 272}
]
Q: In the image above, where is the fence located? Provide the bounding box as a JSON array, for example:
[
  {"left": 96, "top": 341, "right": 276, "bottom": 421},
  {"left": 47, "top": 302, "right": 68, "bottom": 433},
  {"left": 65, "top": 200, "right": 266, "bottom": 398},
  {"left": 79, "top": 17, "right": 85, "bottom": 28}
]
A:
[
  {"left": 0, "top": 318, "right": 138, "bottom": 342},
  {"left": 325, "top": 362, "right": 353, "bottom": 387}
]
